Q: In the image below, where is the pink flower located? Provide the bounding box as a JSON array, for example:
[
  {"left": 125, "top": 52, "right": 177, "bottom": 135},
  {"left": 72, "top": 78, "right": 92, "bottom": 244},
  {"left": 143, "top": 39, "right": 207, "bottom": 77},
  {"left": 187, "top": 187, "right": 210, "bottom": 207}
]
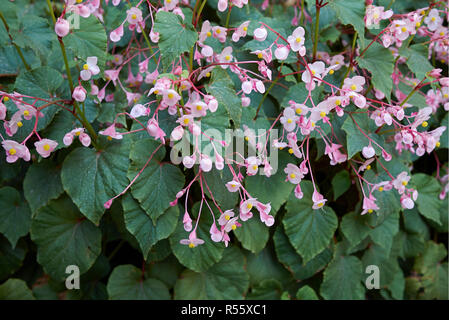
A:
[
  {"left": 199, "top": 155, "right": 212, "bottom": 172},
  {"left": 255, "top": 201, "right": 274, "bottom": 226},
  {"left": 2, "top": 140, "right": 30, "bottom": 163},
  {"left": 284, "top": 163, "right": 303, "bottom": 184},
  {"left": 287, "top": 27, "right": 306, "bottom": 55},
  {"left": 210, "top": 223, "right": 223, "bottom": 242},
  {"left": 110, "top": 25, "right": 124, "bottom": 42},
  {"left": 253, "top": 26, "right": 267, "bottom": 41},
  {"left": 63, "top": 128, "right": 91, "bottom": 147},
  {"left": 55, "top": 17, "right": 70, "bottom": 37},
  {"left": 424, "top": 9, "right": 442, "bottom": 31},
  {"left": 34, "top": 139, "right": 58, "bottom": 158},
  {"left": 217, "top": 46, "right": 233, "bottom": 68},
  {"left": 393, "top": 171, "right": 410, "bottom": 194},
  {"left": 99, "top": 124, "right": 123, "bottom": 140},
  {"left": 312, "top": 190, "right": 327, "bottom": 209},
  {"left": 294, "top": 184, "right": 304, "bottom": 199},
  {"left": 225, "top": 180, "right": 241, "bottom": 192},
  {"left": 223, "top": 217, "right": 239, "bottom": 232},
  {"left": 280, "top": 107, "right": 298, "bottom": 132},
  {"left": 218, "top": 0, "right": 228, "bottom": 12},
  {"left": 219, "top": 209, "right": 235, "bottom": 226},
  {"left": 180, "top": 230, "right": 205, "bottom": 248},
  {"left": 240, "top": 198, "right": 257, "bottom": 221},
  {"left": 183, "top": 211, "right": 192, "bottom": 231},
  {"left": 126, "top": 7, "right": 143, "bottom": 25},
  {"left": 162, "top": 89, "right": 181, "bottom": 107},
  {"left": 72, "top": 85, "right": 87, "bottom": 102},
  {"left": 164, "top": 0, "right": 179, "bottom": 11},
  {"left": 80, "top": 57, "right": 100, "bottom": 81},
  {"left": 302, "top": 61, "right": 325, "bottom": 86},
  {"left": 0, "top": 102, "right": 6, "bottom": 120},
  {"left": 232, "top": 21, "right": 250, "bottom": 42},
  {"left": 146, "top": 119, "right": 166, "bottom": 143},
  {"left": 361, "top": 195, "right": 379, "bottom": 215},
  {"left": 362, "top": 144, "right": 375, "bottom": 158},
  {"left": 325, "top": 143, "right": 347, "bottom": 165},
  {"left": 212, "top": 26, "right": 227, "bottom": 43},
  {"left": 274, "top": 45, "right": 290, "bottom": 60},
  {"left": 245, "top": 156, "right": 260, "bottom": 176},
  {"left": 343, "top": 76, "right": 365, "bottom": 92}
]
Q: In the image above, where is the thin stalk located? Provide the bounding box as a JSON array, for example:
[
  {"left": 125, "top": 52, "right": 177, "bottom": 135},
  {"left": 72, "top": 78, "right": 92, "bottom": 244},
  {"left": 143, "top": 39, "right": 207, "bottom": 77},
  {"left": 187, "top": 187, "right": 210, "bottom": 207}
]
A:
[
  {"left": 399, "top": 77, "right": 426, "bottom": 106},
  {"left": 312, "top": 1, "right": 321, "bottom": 61},
  {"left": 195, "top": 0, "right": 208, "bottom": 27},
  {"left": 340, "top": 31, "right": 358, "bottom": 87},
  {"left": 141, "top": 30, "right": 158, "bottom": 65},
  {"left": 254, "top": 78, "right": 278, "bottom": 120},
  {"left": 225, "top": 6, "right": 232, "bottom": 29},
  {"left": 300, "top": 0, "right": 305, "bottom": 25},
  {"left": 0, "top": 11, "right": 31, "bottom": 70},
  {"left": 46, "top": 0, "right": 98, "bottom": 146}
]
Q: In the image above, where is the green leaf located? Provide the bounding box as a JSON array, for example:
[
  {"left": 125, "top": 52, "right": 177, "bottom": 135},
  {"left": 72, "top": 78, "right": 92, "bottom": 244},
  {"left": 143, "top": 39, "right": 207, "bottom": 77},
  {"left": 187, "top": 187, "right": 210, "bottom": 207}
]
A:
[
  {"left": 154, "top": 11, "right": 198, "bottom": 66},
  {"left": 23, "top": 161, "right": 64, "bottom": 215},
  {"left": 247, "top": 279, "right": 283, "bottom": 300},
  {"left": 30, "top": 195, "right": 102, "bottom": 280},
  {"left": 122, "top": 193, "right": 179, "bottom": 258},
  {"left": 274, "top": 225, "right": 332, "bottom": 280},
  {"left": 356, "top": 42, "right": 394, "bottom": 101},
  {"left": 205, "top": 68, "right": 242, "bottom": 127},
  {"left": 0, "top": 279, "right": 35, "bottom": 300},
  {"left": 64, "top": 15, "right": 108, "bottom": 69},
  {"left": 412, "top": 173, "right": 442, "bottom": 225},
  {"left": 61, "top": 139, "right": 131, "bottom": 225},
  {"left": 174, "top": 247, "right": 249, "bottom": 299},
  {"left": 10, "top": 15, "right": 56, "bottom": 60},
  {"left": 0, "top": 236, "right": 27, "bottom": 282},
  {"left": 169, "top": 203, "right": 224, "bottom": 272},
  {"left": 127, "top": 139, "right": 185, "bottom": 223},
  {"left": 329, "top": 0, "right": 366, "bottom": 48},
  {"left": 320, "top": 246, "right": 365, "bottom": 299},
  {"left": 281, "top": 82, "right": 323, "bottom": 107},
  {"left": 370, "top": 211, "right": 400, "bottom": 255},
  {"left": 234, "top": 217, "right": 270, "bottom": 254},
  {"left": 107, "top": 264, "right": 170, "bottom": 300},
  {"left": 13, "top": 66, "right": 67, "bottom": 136},
  {"left": 0, "top": 187, "right": 31, "bottom": 247},
  {"left": 399, "top": 44, "right": 434, "bottom": 80},
  {"left": 296, "top": 285, "right": 319, "bottom": 300},
  {"left": 284, "top": 181, "right": 338, "bottom": 263},
  {"left": 342, "top": 112, "right": 384, "bottom": 159},
  {"left": 332, "top": 170, "right": 351, "bottom": 200},
  {"left": 341, "top": 211, "right": 372, "bottom": 247},
  {"left": 201, "top": 166, "right": 238, "bottom": 209}
]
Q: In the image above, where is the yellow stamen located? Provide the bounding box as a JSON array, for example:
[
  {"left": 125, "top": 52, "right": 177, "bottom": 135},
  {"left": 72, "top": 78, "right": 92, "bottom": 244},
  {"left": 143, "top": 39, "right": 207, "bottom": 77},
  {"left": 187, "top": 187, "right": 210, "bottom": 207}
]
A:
[
  {"left": 206, "top": 72, "right": 211, "bottom": 77},
  {"left": 244, "top": 136, "right": 249, "bottom": 141},
  {"left": 216, "top": 29, "right": 221, "bottom": 34},
  {"left": 154, "top": 89, "right": 159, "bottom": 94},
  {"left": 320, "top": 111, "right": 326, "bottom": 118},
  {"left": 366, "top": 165, "right": 371, "bottom": 170},
  {"left": 436, "top": 142, "right": 441, "bottom": 147},
  {"left": 295, "top": 37, "right": 302, "bottom": 43},
  {"left": 329, "top": 69, "right": 334, "bottom": 75},
  {"left": 206, "top": 31, "right": 211, "bottom": 37},
  {"left": 401, "top": 27, "right": 407, "bottom": 32},
  {"left": 9, "top": 148, "right": 16, "bottom": 155},
  {"left": 43, "top": 144, "right": 50, "bottom": 151},
  {"left": 311, "top": 121, "right": 315, "bottom": 127},
  {"left": 295, "top": 108, "right": 302, "bottom": 114},
  {"left": 75, "top": 131, "right": 81, "bottom": 136},
  {"left": 252, "top": 165, "right": 258, "bottom": 170},
  {"left": 131, "top": 14, "right": 137, "bottom": 20},
  {"left": 378, "top": 187, "right": 384, "bottom": 192},
  {"left": 421, "top": 121, "right": 428, "bottom": 127},
  {"left": 440, "top": 32, "right": 445, "bottom": 36},
  {"left": 317, "top": 202, "right": 324, "bottom": 208},
  {"left": 443, "top": 94, "right": 448, "bottom": 99},
  {"left": 288, "top": 148, "right": 294, "bottom": 154},
  {"left": 335, "top": 99, "right": 341, "bottom": 106},
  {"left": 107, "top": 136, "right": 112, "bottom": 141},
  {"left": 287, "top": 118, "right": 292, "bottom": 124},
  {"left": 373, "top": 13, "right": 379, "bottom": 19},
  {"left": 3, "top": 97, "right": 9, "bottom": 102},
  {"left": 167, "top": 93, "right": 174, "bottom": 99},
  {"left": 402, "top": 181, "right": 408, "bottom": 186},
  {"left": 257, "top": 53, "right": 263, "bottom": 59},
  {"left": 17, "top": 121, "right": 23, "bottom": 127},
  {"left": 83, "top": 64, "right": 89, "bottom": 70},
  {"left": 196, "top": 105, "right": 202, "bottom": 110},
  {"left": 231, "top": 224, "right": 237, "bottom": 230},
  {"left": 225, "top": 215, "right": 230, "bottom": 220},
  {"left": 246, "top": 203, "right": 253, "bottom": 209},
  {"left": 431, "top": 17, "right": 436, "bottom": 22},
  {"left": 183, "top": 118, "right": 190, "bottom": 124},
  {"left": 23, "top": 110, "right": 30, "bottom": 117},
  {"left": 416, "top": 22, "right": 421, "bottom": 27},
  {"left": 350, "top": 84, "right": 357, "bottom": 91},
  {"left": 243, "top": 26, "right": 248, "bottom": 32},
  {"left": 311, "top": 70, "right": 316, "bottom": 75},
  {"left": 188, "top": 243, "right": 195, "bottom": 248},
  {"left": 225, "top": 55, "right": 231, "bottom": 61},
  {"left": 290, "top": 173, "right": 296, "bottom": 179},
  {"left": 368, "top": 209, "right": 373, "bottom": 213}
]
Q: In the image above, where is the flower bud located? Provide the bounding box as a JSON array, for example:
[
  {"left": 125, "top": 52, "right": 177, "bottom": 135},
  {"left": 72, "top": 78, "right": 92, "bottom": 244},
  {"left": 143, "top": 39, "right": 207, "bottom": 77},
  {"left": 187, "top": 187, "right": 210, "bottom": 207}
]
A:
[
  {"left": 72, "top": 85, "right": 87, "bottom": 102},
  {"left": 55, "top": 17, "right": 70, "bottom": 38}
]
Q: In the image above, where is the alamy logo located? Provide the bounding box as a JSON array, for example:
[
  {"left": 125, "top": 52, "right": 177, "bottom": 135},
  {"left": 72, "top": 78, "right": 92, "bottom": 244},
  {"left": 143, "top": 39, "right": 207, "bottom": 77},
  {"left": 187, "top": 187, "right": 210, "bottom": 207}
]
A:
[
  {"left": 65, "top": 265, "right": 80, "bottom": 290},
  {"left": 365, "top": 265, "right": 380, "bottom": 289}
]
